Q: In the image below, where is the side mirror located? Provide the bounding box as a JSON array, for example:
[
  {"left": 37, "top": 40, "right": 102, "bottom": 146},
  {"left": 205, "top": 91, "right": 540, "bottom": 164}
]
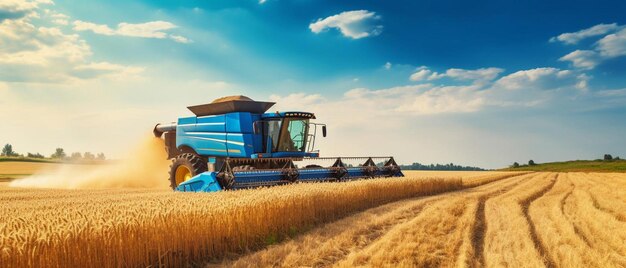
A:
[
  {"left": 322, "top": 125, "right": 327, "bottom": 137},
  {"left": 253, "top": 121, "right": 262, "bottom": 135}
]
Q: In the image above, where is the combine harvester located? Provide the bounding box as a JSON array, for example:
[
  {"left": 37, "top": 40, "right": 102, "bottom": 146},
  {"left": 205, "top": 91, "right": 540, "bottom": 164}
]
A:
[{"left": 154, "top": 96, "right": 403, "bottom": 192}]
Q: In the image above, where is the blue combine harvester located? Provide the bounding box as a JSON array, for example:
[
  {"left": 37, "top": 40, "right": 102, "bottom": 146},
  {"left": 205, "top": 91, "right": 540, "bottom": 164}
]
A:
[{"left": 153, "top": 95, "right": 403, "bottom": 192}]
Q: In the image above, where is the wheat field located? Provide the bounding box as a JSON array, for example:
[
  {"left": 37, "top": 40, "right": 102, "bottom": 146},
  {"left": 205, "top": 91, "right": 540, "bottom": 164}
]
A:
[
  {"left": 220, "top": 172, "right": 626, "bottom": 268},
  {"left": 1, "top": 171, "right": 624, "bottom": 267}
]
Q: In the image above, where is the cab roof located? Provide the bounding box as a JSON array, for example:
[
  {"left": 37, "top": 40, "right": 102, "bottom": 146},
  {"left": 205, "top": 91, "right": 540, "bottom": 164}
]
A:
[{"left": 262, "top": 111, "right": 316, "bottom": 119}]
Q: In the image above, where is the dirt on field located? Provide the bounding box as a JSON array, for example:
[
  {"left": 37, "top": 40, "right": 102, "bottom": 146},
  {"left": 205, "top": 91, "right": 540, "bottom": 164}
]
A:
[{"left": 8, "top": 136, "right": 170, "bottom": 189}]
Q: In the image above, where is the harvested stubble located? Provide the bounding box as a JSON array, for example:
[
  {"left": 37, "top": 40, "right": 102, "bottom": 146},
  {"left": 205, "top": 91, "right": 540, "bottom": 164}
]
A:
[
  {"left": 216, "top": 172, "right": 626, "bottom": 268},
  {"left": 220, "top": 171, "right": 536, "bottom": 267},
  {"left": 0, "top": 175, "right": 462, "bottom": 267}
]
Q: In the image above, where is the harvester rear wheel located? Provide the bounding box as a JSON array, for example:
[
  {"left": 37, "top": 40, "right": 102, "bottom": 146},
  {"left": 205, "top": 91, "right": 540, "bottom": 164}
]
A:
[{"left": 169, "top": 153, "right": 207, "bottom": 190}]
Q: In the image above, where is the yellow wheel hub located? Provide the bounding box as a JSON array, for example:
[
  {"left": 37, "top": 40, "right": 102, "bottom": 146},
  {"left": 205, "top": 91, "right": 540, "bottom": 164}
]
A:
[{"left": 175, "top": 165, "right": 192, "bottom": 186}]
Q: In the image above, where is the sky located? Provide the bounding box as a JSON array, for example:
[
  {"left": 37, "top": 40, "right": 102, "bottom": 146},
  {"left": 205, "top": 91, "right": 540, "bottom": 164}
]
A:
[{"left": 1, "top": 0, "right": 625, "bottom": 169}]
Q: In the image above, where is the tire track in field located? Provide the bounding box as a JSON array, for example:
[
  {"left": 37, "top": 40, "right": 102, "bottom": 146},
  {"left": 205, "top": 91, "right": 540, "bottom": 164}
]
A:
[
  {"left": 564, "top": 175, "right": 626, "bottom": 258},
  {"left": 556, "top": 178, "right": 593, "bottom": 248},
  {"left": 468, "top": 173, "right": 537, "bottom": 268},
  {"left": 561, "top": 191, "right": 593, "bottom": 248},
  {"left": 582, "top": 181, "right": 626, "bottom": 222},
  {"left": 521, "top": 173, "right": 558, "bottom": 268},
  {"left": 332, "top": 173, "right": 533, "bottom": 267},
  {"left": 587, "top": 193, "right": 626, "bottom": 222},
  {"left": 470, "top": 197, "right": 487, "bottom": 267},
  {"left": 559, "top": 187, "right": 593, "bottom": 248},
  {"left": 217, "top": 194, "right": 445, "bottom": 268},
  {"left": 562, "top": 176, "right": 626, "bottom": 265},
  {"left": 221, "top": 173, "right": 532, "bottom": 268}
]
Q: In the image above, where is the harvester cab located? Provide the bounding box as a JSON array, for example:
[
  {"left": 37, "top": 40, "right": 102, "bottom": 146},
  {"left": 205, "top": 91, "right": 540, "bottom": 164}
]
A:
[{"left": 154, "top": 95, "right": 403, "bottom": 192}]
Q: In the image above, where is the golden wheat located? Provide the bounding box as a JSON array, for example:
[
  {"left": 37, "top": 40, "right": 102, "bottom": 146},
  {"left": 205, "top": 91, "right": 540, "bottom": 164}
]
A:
[
  {"left": 528, "top": 173, "right": 610, "bottom": 267},
  {"left": 225, "top": 172, "right": 535, "bottom": 267},
  {"left": 222, "top": 172, "right": 626, "bottom": 268},
  {"left": 3, "top": 172, "right": 623, "bottom": 268},
  {"left": 1, "top": 174, "right": 466, "bottom": 267}
]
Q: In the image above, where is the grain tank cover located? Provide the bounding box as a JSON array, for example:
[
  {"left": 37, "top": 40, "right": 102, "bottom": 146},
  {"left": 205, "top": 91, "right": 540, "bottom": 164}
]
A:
[{"left": 187, "top": 95, "right": 276, "bottom": 116}]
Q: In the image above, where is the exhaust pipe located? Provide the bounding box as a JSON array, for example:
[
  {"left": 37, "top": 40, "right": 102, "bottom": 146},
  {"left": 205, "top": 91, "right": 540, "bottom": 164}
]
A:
[{"left": 153, "top": 122, "right": 177, "bottom": 138}]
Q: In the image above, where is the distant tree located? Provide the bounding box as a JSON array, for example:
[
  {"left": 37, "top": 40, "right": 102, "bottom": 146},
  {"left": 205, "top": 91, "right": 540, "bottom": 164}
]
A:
[
  {"left": 27, "top": 153, "right": 45, "bottom": 159},
  {"left": 616, "top": 156, "right": 621, "bottom": 160},
  {"left": 1, "top": 144, "right": 18, "bottom": 157},
  {"left": 70, "top": 152, "right": 82, "bottom": 160},
  {"left": 604, "top": 154, "right": 613, "bottom": 161},
  {"left": 399, "top": 162, "right": 485, "bottom": 171},
  {"left": 512, "top": 162, "right": 520, "bottom": 168},
  {"left": 83, "top": 152, "right": 95, "bottom": 160},
  {"left": 51, "top": 148, "right": 66, "bottom": 159},
  {"left": 97, "top": 153, "right": 106, "bottom": 160},
  {"left": 528, "top": 160, "right": 536, "bottom": 166}
]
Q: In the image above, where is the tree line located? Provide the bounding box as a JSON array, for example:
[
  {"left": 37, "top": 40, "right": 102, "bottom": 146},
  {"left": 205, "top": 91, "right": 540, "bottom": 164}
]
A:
[
  {"left": 510, "top": 154, "right": 621, "bottom": 168},
  {"left": 399, "top": 162, "right": 485, "bottom": 171},
  {"left": 1, "top": 144, "right": 105, "bottom": 161}
]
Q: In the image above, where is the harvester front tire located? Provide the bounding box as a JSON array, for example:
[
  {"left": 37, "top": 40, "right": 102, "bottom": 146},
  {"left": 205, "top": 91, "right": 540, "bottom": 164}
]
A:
[{"left": 169, "top": 153, "right": 207, "bottom": 190}]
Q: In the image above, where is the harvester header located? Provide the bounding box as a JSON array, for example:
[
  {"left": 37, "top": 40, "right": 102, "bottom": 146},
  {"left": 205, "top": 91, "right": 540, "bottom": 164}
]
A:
[{"left": 155, "top": 95, "right": 403, "bottom": 192}]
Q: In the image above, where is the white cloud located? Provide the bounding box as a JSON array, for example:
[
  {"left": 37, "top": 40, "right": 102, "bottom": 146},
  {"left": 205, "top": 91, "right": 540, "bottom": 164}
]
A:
[
  {"left": 555, "top": 24, "right": 626, "bottom": 70},
  {"left": 492, "top": 68, "right": 577, "bottom": 91},
  {"left": 259, "top": 0, "right": 267, "bottom": 4},
  {"left": 410, "top": 67, "right": 504, "bottom": 84},
  {"left": 309, "top": 10, "right": 382, "bottom": 39},
  {"left": 47, "top": 11, "right": 69, "bottom": 25},
  {"left": 550, "top": 23, "right": 621, "bottom": 44},
  {"left": 169, "top": 34, "right": 191, "bottom": 44},
  {"left": 73, "top": 20, "right": 190, "bottom": 43},
  {"left": 409, "top": 68, "right": 433, "bottom": 81},
  {"left": 596, "top": 28, "right": 626, "bottom": 57},
  {"left": 117, "top": 21, "right": 175, "bottom": 38},
  {"left": 384, "top": 62, "right": 391, "bottom": 70},
  {"left": 444, "top": 68, "right": 504, "bottom": 82},
  {"left": 559, "top": 50, "right": 601, "bottom": 70},
  {"left": 72, "top": 20, "right": 115, "bottom": 35},
  {"left": 0, "top": 0, "right": 52, "bottom": 21}
]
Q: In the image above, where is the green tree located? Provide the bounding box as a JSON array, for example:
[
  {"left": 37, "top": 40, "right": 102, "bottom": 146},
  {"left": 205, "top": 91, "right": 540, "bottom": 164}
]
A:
[
  {"left": 1, "top": 144, "right": 18, "bottom": 157},
  {"left": 512, "top": 162, "right": 520, "bottom": 168},
  {"left": 51, "top": 148, "right": 66, "bottom": 159},
  {"left": 604, "top": 154, "right": 613, "bottom": 161},
  {"left": 27, "top": 153, "right": 44, "bottom": 159},
  {"left": 528, "top": 160, "right": 536, "bottom": 166},
  {"left": 70, "top": 152, "right": 82, "bottom": 160},
  {"left": 83, "top": 152, "right": 95, "bottom": 160}
]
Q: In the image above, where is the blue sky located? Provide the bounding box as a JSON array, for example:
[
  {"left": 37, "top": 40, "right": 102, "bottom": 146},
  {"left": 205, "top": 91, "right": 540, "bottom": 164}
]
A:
[{"left": 1, "top": 0, "right": 625, "bottom": 168}]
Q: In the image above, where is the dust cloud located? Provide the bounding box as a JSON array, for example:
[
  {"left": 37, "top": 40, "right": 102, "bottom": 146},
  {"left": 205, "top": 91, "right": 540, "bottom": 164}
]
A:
[{"left": 9, "top": 136, "right": 171, "bottom": 189}]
